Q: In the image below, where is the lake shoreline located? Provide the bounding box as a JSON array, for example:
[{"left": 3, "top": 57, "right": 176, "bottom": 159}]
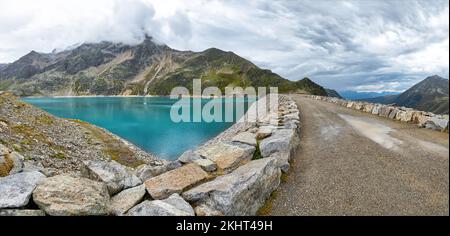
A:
[{"left": 22, "top": 94, "right": 262, "bottom": 99}]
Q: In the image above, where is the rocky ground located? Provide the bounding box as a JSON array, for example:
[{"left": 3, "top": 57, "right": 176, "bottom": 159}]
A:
[
  {"left": 0, "top": 93, "right": 301, "bottom": 216},
  {"left": 266, "top": 95, "right": 449, "bottom": 216}
]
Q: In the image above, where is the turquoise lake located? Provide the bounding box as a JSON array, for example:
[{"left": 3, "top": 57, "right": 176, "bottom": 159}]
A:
[{"left": 23, "top": 97, "right": 253, "bottom": 161}]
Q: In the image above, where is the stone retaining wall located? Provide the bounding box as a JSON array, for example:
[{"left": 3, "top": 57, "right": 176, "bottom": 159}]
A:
[
  {"left": 0, "top": 95, "right": 301, "bottom": 216},
  {"left": 308, "top": 95, "right": 449, "bottom": 132}
]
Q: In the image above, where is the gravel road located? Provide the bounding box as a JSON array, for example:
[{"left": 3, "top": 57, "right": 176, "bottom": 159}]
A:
[{"left": 266, "top": 95, "right": 449, "bottom": 216}]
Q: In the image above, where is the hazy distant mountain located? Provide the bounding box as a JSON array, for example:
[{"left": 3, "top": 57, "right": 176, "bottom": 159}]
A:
[
  {"left": 0, "top": 63, "right": 8, "bottom": 70},
  {"left": 339, "top": 90, "right": 400, "bottom": 100},
  {"left": 363, "top": 75, "right": 449, "bottom": 114},
  {"left": 0, "top": 36, "right": 327, "bottom": 96},
  {"left": 325, "top": 88, "right": 342, "bottom": 98}
]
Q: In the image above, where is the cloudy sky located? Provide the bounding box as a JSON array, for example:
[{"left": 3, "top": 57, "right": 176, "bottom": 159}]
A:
[{"left": 0, "top": 0, "right": 448, "bottom": 92}]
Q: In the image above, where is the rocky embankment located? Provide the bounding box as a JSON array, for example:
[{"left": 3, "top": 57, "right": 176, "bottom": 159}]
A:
[
  {"left": 0, "top": 92, "right": 161, "bottom": 177},
  {"left": 0, "top": 93, "right": 300, "bottom": 216},
  {"left": 309, "top": 95, "right": 449, "bottom": 132}
]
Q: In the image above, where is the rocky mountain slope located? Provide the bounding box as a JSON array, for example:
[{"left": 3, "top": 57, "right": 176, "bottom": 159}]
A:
[
  {"left": 363, "top": 75, "right": 449, "bottom": 114},
  {"left": 0, "top": 92, "right": 161, "bottom": 177},
  {"left": 0, "top": 36, "right": 327, "bottom": 96},
  {"left": 325, "top": 88, "right": 342, "bottom": 98}
]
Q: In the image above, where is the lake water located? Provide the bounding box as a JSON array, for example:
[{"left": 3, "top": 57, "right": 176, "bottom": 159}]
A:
[{"left": 23, "top": 97, "right": 253, "bottom": 160}]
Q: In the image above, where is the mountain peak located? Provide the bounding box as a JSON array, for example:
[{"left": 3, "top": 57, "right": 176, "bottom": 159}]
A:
[
  {"left": 424, "top": 75, "right": 446, "bottom": 82},
  {"left": 23, "top": 50, "right": 41, "bottom": 58}
]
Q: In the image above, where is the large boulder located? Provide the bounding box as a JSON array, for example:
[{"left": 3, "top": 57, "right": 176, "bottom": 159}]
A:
[
  {"left": 33, "top": 175, "right": 110, "bottom": 216},
  {"left": 388, "top": 108, "right": 400, "bottom": 119},
  {"left": 232, "top": 132, "right": 257, "bottom": 146},
  {"left": 144, "top": 163, "right": 209, "bottom": 200},
  {"left": 126, "top": 193, "right": 194, "bottom": 216},
  {"left": 109, "top": 184, "right": 146, "bottom": 216},
  {"left": 371, "top": 105, "right": 381, "bottom": 115},
  {"left": 260, "top": 128, "right": 298, "bottom": 158},
  {"left": 379, "top": 106, "right": 394, "bottom": 118},
  {"left": 198, "top": 142, "right": 255, "bottom": 172},
  {"left": 81, "top": 160, "right": 141, "bottom": 195},
  {"left": 422, "top": 116, "right": 449, "bottom": 131},
  {"left": 182, "top": 157, "right": 281, "bottom": 216},
  {"left": 0, "top": 171, "right": 46, "bottom": 208}
]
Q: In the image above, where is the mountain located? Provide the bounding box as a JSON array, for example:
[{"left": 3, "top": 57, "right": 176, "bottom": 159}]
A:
[
  {"left": 339, "top": 90, "right": 400, "bottom": 100},
  {"left": 363, "top": 75, "right": 449, "bottom": 114},
  {"left": 325, "top": 88, "right": 342, "bottom": 98},
  {"left": 0, "top": 36, "right": 327, "bottom": 96},
  {"left": 292, "top": 78, "right": 327, "bottom": 96},
  {"left": 0, "top": 63, "right": 8, "bottom": 70}
]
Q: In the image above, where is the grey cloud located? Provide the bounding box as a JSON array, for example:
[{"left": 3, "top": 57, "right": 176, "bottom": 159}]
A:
[{"left": 0, "top": 0, "right": 448, "bottom": 92}]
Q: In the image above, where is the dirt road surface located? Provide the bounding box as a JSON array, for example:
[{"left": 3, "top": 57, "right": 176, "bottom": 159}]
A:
[{"left": 266, "top": 95, "right": 449, "bottom": 216}]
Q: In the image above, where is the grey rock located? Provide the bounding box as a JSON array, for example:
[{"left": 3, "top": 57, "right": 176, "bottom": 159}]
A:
[
  {"left": 260, "top": 128, "right": 298, "bottom": 158},
  {"left": 110, "top": 184, "right": 146, "bottom": 216},
  {"left": 33, "top": 175, "right": 110, "bottom": 216},
  {"left": 256, "top": 126, "right": 275, "bottom": 140},
  {"left": 81, "top": 160, "right": 141, "bottom": 195},
  {"left": 198, "top": 142, "right": 255, "bottom": 172},
  {"left": 388, "top": 109, "right": 400, "bottom": 119},
  {"left": 126, "top": 193, "right": 194, "bottom": 216},
  {"left": 144, "top": 163, "right": 209, "bottom": 200},
  {"left": 232, "top": 132, "right": 257, "bottom": 146},
  {"left": 135, "top": 160, "right": 182, "bottom": 182},
  {"left": 182, "top": 157, "right": 281, "bottom": 216},
  {"left": 178, "top": 150, "right": 202, "bottom": 164},
  {"left": 22, "top": 161, "right": 46, "bottom": 175},
  {"left": 0, "top": 171, "right": 46, "bottom": 208},
  {"left": 423, "top": 117, "right": 449, "bottom": 131},
  {"left": 269, "top": 151, "right": 291, "bottom": 173},
  {"left": 0, "top": 209, "right": 46, "bottom": 216},
  {"left": 193, "top": 159, "right": 217, "bottom": 172}
]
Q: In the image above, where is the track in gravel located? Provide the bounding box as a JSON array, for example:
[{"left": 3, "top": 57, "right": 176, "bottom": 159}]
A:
[{"left": 266, "top": 95, "right": 449, "bottom": 216}]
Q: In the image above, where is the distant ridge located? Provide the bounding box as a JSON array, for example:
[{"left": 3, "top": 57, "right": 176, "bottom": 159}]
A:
[{"left": 362, "top": 75, "right": 449, "bottom": 114}]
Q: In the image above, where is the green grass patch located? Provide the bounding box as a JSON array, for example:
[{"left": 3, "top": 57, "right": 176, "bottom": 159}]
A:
[
  {"left": 50, "top": 152, "right": 66, "bottom": 159},
  {"left": 252, "top": 140, "right": 263, "bottom": 160}
]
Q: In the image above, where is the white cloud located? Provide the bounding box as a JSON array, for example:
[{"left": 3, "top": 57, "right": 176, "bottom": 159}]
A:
[{"left": 0, "top": 0, "right": 448, "bottom": 92}]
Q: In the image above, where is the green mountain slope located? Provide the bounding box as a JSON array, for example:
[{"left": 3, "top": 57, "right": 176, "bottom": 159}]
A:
[{"left": 0, "top": 36, "right": 327, "bottom": 96}]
